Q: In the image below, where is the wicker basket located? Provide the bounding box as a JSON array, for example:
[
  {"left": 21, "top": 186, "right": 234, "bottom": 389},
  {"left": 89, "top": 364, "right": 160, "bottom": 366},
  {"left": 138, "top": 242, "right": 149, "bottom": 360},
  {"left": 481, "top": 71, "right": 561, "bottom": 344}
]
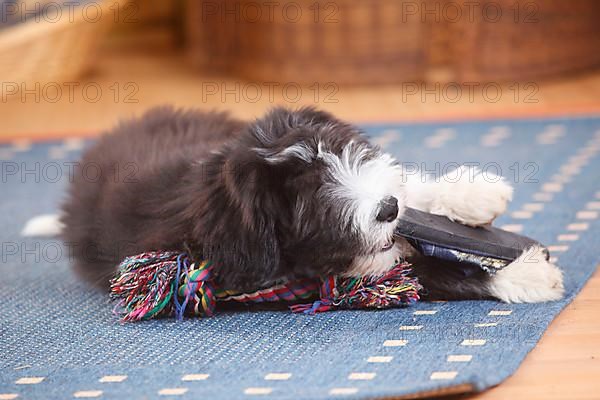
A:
[
  {"left": 187, "top": 0, "right": 600, "bottom": 85},
  {"left": 187, "top": 0, "right": 427, "bottom": 85},
  {"left": 0, "top": 0, "right": 128, "bottom": 98},
  {"left": 453, "top": 0, "right": 600, "bottom": 82}
]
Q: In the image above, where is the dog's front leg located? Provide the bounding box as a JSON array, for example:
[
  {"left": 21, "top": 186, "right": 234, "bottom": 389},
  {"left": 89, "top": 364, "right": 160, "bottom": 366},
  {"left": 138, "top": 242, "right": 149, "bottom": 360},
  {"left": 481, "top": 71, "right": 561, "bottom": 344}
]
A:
[
  {"left": 403, "top": 165, "right": 513, "bottom": 226},
  {"left": 402, "top": 165, "right": 564, "bottom": 303}
]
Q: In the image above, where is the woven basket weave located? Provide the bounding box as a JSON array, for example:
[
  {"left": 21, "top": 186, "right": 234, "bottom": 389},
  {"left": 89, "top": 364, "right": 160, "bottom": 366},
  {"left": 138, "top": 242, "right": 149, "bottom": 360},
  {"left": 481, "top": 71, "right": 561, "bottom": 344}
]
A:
[
  {"left": 453, "top": 0, "right": 600, "bottom": 82},
  {"left": 187, "top": 0, "right": 600, "bottom": 84},
  {"left": 187, "top": 0, "right": 427, "bottom": 85},
  {"left": 0, "top": 0, "right": 128, "bottom": 98}
]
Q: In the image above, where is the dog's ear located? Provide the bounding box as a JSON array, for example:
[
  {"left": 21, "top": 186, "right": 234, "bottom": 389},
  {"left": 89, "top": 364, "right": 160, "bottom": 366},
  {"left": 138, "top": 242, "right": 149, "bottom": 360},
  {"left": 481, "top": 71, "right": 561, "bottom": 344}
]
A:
[
  {"left": 197, "top": 147, "right": 290, "bottom": 291},
  {"left": 197, "top": 108, "right": 338, "bottom": 290}
]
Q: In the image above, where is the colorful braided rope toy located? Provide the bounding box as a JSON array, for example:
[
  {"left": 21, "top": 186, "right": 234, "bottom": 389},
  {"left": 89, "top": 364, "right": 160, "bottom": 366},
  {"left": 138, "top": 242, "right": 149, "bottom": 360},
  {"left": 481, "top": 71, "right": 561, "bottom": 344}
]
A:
[
  {"left": 110, "top": 251, "right": 421, "bottom": 321},
  {"left": 110, "top": 208, "right": 550, "bottom": 321}
]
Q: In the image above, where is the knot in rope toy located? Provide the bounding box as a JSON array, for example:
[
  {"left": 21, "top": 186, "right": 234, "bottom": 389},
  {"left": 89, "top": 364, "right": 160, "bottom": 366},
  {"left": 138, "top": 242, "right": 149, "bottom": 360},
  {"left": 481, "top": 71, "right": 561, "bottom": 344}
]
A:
[{"left": 110, "top": 251, "right": 422, "bottom": 321}]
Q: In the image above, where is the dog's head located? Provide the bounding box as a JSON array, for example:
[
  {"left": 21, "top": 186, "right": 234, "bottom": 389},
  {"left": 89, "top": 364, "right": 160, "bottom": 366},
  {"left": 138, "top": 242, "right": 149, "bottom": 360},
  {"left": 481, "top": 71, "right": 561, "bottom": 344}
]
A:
[{"left": 200, "top": 107, "right": 405, "bottom": 290}]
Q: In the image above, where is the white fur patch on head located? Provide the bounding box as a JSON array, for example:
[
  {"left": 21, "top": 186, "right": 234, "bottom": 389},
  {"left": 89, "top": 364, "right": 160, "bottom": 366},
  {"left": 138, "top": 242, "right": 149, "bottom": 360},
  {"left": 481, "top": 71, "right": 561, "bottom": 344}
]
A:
[
  {"left": 255, "top": 144, "right": 314, "bottom": 164},
  {"left": 318, "top": 141, "right": 405, "bottom": 254}
]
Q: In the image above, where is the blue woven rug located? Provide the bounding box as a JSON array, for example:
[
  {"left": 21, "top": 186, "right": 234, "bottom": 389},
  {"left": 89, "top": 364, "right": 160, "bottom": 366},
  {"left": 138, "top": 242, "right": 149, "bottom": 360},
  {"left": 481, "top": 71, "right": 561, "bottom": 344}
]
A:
[{"left": 2, "top": 117, "right": 599, "bottom": 400}]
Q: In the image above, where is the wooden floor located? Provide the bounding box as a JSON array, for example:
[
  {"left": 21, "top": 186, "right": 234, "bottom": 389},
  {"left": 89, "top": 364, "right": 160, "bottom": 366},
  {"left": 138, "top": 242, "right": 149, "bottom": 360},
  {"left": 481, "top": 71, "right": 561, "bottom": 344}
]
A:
[
  {"left": 2, "top": 48, "right": 600, "bottom": 137},
  {"left": 467, "top": 272, "right": 600, "bottom": 400},
  {"left": 1, "top": 48, "right": 599, "bottom": 399}
]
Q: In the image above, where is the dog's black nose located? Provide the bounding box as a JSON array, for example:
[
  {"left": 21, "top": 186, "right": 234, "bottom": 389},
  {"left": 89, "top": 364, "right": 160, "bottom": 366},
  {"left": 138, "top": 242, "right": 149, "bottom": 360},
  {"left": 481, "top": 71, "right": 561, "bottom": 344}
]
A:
[{"left": 376, "top": 196, "right": 399, "bottom": 222}]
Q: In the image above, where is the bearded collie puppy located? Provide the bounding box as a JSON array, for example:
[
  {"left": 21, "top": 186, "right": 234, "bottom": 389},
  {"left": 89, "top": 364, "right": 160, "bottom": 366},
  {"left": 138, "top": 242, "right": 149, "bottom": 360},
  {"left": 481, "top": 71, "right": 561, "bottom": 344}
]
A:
[{"left": 30, "top": 107, "right": 563, "bottom": 303}]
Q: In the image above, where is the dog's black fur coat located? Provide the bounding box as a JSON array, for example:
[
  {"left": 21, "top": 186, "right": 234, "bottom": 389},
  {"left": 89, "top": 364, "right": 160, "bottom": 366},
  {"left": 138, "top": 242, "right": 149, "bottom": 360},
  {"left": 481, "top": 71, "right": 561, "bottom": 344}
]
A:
[{"left": 62, "top": 106, "right": 493, "bottom": 300}]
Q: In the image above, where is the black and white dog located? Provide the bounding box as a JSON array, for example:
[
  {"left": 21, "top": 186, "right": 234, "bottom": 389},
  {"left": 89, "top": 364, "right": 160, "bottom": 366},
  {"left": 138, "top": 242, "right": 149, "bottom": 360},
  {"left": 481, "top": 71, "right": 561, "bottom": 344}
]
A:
[{"left": 24, "top": 107, "right": 564, "bottom": 303}]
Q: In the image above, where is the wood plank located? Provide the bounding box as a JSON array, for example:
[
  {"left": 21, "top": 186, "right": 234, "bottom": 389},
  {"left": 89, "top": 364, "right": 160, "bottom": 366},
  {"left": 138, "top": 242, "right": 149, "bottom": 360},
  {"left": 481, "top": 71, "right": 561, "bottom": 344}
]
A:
[{"left": 2, "top": 49, "right": 600, "bottom": 138}]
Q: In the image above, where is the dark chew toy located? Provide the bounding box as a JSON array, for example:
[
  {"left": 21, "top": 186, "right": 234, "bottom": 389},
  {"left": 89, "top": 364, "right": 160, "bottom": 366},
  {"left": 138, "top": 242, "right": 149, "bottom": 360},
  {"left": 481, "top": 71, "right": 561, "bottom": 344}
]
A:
[{"left": 395, "top": 207, "right": 550, "bottom": 276}]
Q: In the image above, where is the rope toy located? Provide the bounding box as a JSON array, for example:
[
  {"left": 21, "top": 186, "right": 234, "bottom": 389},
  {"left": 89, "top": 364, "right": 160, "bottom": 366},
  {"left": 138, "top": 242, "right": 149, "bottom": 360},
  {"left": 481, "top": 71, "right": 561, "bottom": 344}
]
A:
[{"left": 110, "top": 251, "right": 422, "bottom": 321}]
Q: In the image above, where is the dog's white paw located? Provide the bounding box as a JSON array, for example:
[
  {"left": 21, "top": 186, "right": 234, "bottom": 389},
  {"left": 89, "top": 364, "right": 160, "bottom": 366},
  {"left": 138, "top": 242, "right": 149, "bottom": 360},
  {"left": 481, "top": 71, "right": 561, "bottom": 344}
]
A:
[
  {"left": 487, "top": 246, "right": 565, "bottom": 303},
  {"left": 430, "top": 166, "right": 513, "bottom": 226}
]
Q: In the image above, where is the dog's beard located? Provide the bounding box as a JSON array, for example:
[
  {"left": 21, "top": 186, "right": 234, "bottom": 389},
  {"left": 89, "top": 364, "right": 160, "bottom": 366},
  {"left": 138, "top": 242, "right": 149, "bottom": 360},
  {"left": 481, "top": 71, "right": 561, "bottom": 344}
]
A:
[
  {"left": 317, "top": 141, "right": 406, "bottom": 277},
  {"left": 344, "top": 243, "right": 403, "bottom": 277}
]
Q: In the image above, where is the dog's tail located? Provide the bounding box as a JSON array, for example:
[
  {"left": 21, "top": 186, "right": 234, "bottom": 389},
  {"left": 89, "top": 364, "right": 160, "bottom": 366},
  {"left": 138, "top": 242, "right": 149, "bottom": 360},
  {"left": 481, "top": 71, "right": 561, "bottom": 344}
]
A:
[{"left": 21, "top": 213, "right": 63, "bottom": 237}]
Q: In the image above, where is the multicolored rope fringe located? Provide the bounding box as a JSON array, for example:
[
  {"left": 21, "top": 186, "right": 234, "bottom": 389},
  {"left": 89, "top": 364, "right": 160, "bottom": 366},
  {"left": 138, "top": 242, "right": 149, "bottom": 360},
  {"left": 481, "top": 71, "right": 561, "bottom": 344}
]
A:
[
  {"left": 110, "top": 251, "right": 422, "bottom": 321},
  {"left": 289, "top": 266, "right": 422, "bottom": 314}
]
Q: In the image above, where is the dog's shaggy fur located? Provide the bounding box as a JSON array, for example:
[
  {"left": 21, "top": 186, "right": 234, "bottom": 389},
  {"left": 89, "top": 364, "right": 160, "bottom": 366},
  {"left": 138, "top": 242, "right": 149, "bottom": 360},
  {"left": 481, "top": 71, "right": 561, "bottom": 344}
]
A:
[{"left": 52, "top": 107, "right": 564, "bottom": 302}]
